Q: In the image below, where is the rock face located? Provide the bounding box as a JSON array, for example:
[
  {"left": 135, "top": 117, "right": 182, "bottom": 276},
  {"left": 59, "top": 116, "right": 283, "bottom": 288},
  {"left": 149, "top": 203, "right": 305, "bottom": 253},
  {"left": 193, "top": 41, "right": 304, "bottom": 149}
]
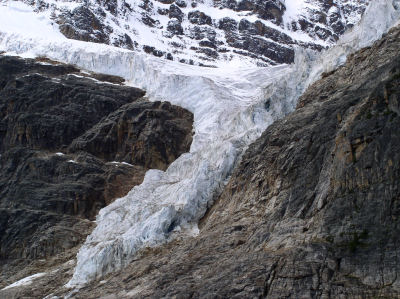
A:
[
  {"left": 28, "top": 23, "right": 400, "bottom": 299},
  {"left": 286, "top": 0, "right": 368, "bottom": 41},
  {"left": 69, "top": 100, "right": 193, "bottom": 170},
  {"left": 16, "top": 0, "right": 369, "bottom": 66},
  {"left": 0, "top": 55, "right": 193, "bottom": 284},
  {"left": 57, "top": 6, "right": 113, "bottom": 46}
]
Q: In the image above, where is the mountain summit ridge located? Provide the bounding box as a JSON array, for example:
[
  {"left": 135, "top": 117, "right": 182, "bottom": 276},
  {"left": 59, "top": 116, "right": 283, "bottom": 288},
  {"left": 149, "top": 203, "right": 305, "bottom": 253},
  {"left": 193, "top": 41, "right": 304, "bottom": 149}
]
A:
[{"left": 14, "top": 0, "right": 368, "bottom": 66}]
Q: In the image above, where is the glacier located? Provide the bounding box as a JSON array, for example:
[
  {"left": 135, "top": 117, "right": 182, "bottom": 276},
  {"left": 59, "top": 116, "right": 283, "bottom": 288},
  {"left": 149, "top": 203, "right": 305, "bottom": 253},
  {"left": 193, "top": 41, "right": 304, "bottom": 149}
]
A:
[{"left": 0, "top": 0, "right": 399, "bottom": 287}]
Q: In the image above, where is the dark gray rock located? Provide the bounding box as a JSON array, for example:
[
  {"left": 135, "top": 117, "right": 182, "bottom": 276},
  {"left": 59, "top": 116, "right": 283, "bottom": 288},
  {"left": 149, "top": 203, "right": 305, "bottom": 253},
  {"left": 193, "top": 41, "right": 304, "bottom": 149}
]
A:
[
  {"left": 218, "top": 17, "right": 238, "bottom": 31},
  {"left": 238, "top": 19, "right": 294, "bottom": 44},
  {"left": 175, "top": 0, "right": 187, "bottom": 8},
  {"left": 95, "top": 0, "right": 118, "bottom": 16},
  {"left": 30, "top": 0, "right": 368, "bottom": 67},
  {"left": 138, "top": 0, "right": 154, "bottom": 12},
  {"left": 288, "top": 0, "right": 368, "bottom": 43},
  {"left": 195, "top": 47, "right": 219, "bottom": 59},
  {"left": 156, "top": 0, "right": 174, "bottom": 4},
  {"left": 69, "top": 101, "right": 193, "bottom": 170},
  {"left": 111, "top": 33, "right": 135, "bottom": 50},
  {"left": 57, "top": 6, "right": 112, "bottom": 44},
  {"left": 157, "top": 7, "right": 169, "bottom": 15},
  {"left": 141, "top": 14, "right": 160, "bottom": 28},
  {"left": 237, "top": 0, "right": 285, "bottom": 24},
  {"left": 0, "top": 148, "right": 145, "bottom": 258},
  {"left": 199, "top": 40, "right": 217, "bottom": 49},
  {"left": 143, "top": 45, "right": 166, "bottom": 57},
  {"left": 35, "top": 23, "right": 400, "bottom": 299},
  {"left": 0, "top": 62, "right": 144, "bottom": 153},
  {"left": 33, "top": 0, "right": 368, "bottom": 66},
  {"left": 217, "top": 18, "right": 297, "bottom": 64},
  {"left": 168, "top": 4, "right": 184, "bottom": 22},
  {"left": 188, "top": 26, "right": 216, "bottom": 41},
  {"left": 215, "top": 0, "right": 285, "bottom": 24},
  {"left": 167, "top": 19, "right": 184, "bottom": 35},
  {"left": 228, "top": 34, "right": 295, "bottom": 64},
  {"left": 188, "top": 10, "right": 212, "bottom": 26},
  {"left": 0, "top": 55, "right": 193, "bottom": 287}
]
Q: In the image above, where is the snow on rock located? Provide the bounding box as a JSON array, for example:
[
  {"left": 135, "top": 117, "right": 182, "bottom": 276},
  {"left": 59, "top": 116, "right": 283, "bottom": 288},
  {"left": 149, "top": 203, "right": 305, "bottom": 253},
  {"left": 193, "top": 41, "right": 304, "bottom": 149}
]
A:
[
  {"left": 0, "top": 0, "right": 398, "bottom": 288},
  {"left": 3, "top": 0, "right": 369, "bottom": 66},
  {"left": 282, "top": 0, "right": 306, "bottom": 26},
  {"left": 305, "top": 0, "right": 400, "bottom": 84},
  {"left": 1, "top": 273, "right": 46, "bottom": 290},
  {"left": 0, "top": 1, "right": 64, "bottom": 40}
]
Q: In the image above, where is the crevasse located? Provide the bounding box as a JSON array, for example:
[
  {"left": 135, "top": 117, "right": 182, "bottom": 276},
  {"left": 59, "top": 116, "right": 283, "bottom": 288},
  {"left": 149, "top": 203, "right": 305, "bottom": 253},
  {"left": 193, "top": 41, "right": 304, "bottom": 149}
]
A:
[{"left": 0, "top": 0, "right": 398, "bottom": 287}]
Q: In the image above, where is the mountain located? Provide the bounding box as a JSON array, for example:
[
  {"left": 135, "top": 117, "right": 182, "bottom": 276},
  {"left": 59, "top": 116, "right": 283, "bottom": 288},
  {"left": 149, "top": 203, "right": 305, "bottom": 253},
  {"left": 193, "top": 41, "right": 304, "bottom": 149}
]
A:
[
  {"left": 1, "top": 0, "right": 400, "bottom": 298},
  {"left": 61, "top": 22, "right": 400, "bottom": 297},
  {"left": 12, "top": 0, "right": 368, "bottom": 66}
]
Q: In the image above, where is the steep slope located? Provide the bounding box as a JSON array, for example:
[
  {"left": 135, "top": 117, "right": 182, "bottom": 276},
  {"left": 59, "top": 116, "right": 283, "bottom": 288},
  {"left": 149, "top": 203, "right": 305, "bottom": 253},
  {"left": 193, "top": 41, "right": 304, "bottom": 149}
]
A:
[
  {"left": 44, "top": 21, "right": 400, "bottom": 299},
  {"left": 0, "top": 55, "right": 193, "bottom": 289},
  {"left": 0, "top": 0, "right": 398, "bottom": 297},
  {"left": 0, "top": 0, "right": 396, "bottom": 293},
  {"left": 3, "top": 0, "right": 369, "bottom": 66}
]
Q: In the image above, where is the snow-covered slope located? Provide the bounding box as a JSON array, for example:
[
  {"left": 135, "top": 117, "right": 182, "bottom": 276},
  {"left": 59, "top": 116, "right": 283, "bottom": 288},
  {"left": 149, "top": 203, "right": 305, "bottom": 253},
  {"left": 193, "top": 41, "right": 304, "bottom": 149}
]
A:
[
  {"left": 3, "top": 0, "right": 368, "bottom": 66},
  {"left": 0, "top": 0, "right": 397, "bottom": 289}
]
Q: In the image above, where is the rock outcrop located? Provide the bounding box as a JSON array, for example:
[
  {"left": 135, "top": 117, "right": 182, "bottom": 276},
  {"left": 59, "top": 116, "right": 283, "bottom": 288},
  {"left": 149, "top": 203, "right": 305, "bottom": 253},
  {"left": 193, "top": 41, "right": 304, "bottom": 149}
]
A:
[
  {"left": 23, "top": 23, "right": 400, "bottom": 299},
  {"left": 57, "top": 6, "right": 113, "bottom": 46},
  {"left": 0, "top": 55, "right": 193, "bottom": 287},
  {"left": 16, "top": 0, "right": 369, "bottom": 66}
]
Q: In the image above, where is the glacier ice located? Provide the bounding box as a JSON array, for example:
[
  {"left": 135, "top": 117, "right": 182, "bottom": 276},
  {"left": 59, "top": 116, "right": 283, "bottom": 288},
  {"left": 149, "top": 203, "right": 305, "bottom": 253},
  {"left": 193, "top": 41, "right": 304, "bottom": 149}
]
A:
[{"left": 0, "top": 0, "right": 399, "bottom": 287}]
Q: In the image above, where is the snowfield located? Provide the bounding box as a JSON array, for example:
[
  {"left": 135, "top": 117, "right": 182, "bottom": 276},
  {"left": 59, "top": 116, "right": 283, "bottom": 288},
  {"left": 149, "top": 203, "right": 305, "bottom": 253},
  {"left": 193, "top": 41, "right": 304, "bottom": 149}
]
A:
[
  {"left": 0, "top": 0, "right": 399, "bottom": 288},
  {"left": 0, "top": 0, "right": 369, "bottom": 66}
]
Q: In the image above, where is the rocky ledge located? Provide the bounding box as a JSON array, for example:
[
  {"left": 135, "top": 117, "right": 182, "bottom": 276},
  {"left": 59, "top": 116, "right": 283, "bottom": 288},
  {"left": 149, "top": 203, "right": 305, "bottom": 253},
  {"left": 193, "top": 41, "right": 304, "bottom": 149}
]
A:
[
  {"left": 0, "top": 55, "right": 193, "bottom": 288},
  {"left": 20, "top": 23, "right": 400, "bottom": 299}
]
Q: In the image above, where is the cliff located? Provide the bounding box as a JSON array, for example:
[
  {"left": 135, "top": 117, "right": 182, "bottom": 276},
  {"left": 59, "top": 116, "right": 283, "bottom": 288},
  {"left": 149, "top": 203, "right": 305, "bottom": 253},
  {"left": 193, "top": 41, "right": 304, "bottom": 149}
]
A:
[
  {"left": 41, "top": 22, "right": 400, "bottom": 299},
  {"left": 0, "top": 55, "right": 193, "bottom": 291}
]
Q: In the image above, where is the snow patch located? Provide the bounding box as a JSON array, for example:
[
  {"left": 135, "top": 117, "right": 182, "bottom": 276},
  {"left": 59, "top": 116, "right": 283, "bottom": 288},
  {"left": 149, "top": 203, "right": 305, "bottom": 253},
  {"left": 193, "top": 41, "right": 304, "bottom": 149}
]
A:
[
  {"left": 283, "top": 0, "right": 306, "bottom": 28},
  {"left": 0, "top": 1, "right": 64, "bottom": 40},
  {"left": 2, "top": 273, "right": 46, "bottom": 290},
  {"left": 108, "top": 161, "right": 134, "bottom": 166}
]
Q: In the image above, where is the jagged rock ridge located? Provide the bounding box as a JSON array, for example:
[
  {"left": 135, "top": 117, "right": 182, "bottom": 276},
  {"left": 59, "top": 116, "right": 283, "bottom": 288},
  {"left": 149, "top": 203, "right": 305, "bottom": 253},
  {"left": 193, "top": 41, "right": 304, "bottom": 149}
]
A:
[{"left": 20, "top": 0, "right": 369, "bottom": 66}]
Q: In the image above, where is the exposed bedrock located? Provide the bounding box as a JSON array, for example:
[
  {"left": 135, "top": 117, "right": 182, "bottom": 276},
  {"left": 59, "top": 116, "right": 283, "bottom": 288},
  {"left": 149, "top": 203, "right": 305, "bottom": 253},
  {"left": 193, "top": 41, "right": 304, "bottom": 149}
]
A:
[
  {"left": 0, "top": 55, "right": 193, "bottom": 285},
  {"left": 69, "top": 100, "right": 194, "bottom": 171},
  {"left": 42, "top": 24, "right": 400, "bottom": 299},
  {"left": 26, "top": 0, "right": 368, "bottom": 66}
]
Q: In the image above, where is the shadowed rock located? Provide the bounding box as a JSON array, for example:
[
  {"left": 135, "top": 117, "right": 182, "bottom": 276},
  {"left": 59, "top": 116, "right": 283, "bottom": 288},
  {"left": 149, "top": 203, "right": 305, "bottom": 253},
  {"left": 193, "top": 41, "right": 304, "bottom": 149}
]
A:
[
  {"left": 31, "top": 24, "right": 400, "bottom": 299},
  {"left": 69, "top": 101, "right": 193, "bottom": 170},
  {"left": 0, "top": 55, "right": 193, "bottom": 286}
]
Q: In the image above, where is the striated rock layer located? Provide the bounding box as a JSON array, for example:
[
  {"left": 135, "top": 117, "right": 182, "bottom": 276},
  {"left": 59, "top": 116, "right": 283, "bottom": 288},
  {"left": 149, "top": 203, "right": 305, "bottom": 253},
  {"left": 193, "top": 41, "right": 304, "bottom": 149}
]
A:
[
  {"left": 0, "top": 55, "right": 193, "bottom": 287},
  {"left": 37, "top": 23, "right": 400, "bottom": 299}
]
